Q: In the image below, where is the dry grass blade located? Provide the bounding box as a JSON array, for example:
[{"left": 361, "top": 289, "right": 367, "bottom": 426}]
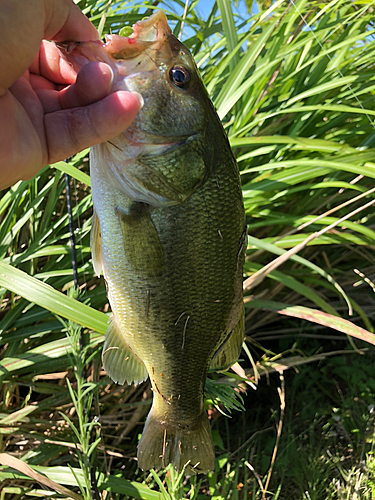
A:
[
  {"left": 246, "top": 300, "right": 375, "bottom": 345},
  {"left": 244, "top": 197, "right": 375, "bottom": 318},
  {"left": 245, "top": 349, "right": 368, "bottom": 379},
  {"left": 262, "top": 372, "right": 285, "bottom": 500},
  {"left": 246, "top": 461, "right": 265, "bottom": 494},
  {"left": 243, "top": 232, "right": 316, "bottom": 292},
  {"left": 3, "top": 1, "right": 375, "bottom": 498},
  {"left": 0, "top": 453, "right": 84, "bottom": 500},
  {"left": 178, "top": 0, "right": 190, "bottom": 40},
  {"left": 291, "top": 185, "right": 375, "bottom": 235}
]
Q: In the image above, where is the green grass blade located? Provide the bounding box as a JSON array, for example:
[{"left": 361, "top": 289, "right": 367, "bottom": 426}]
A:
[
  {"left": 52, "top": 161, "right": 91, "bottom": 187},
  {"left": 217, "top": 0, "right": 238, "bottom": 73},
  {"left": 0, "top": 334, "right": 103, "bottom": 379},
  {"left": 0, "top": 262, "right": 107, "bottom": 334},
  {"left": 0, "top": 465, "right": 163, "bottom": 499},
  {"left": 246, "top": 235, "right": 352, "bottom": 311}
]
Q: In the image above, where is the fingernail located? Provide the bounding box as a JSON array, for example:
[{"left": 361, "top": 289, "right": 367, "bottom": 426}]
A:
[
  {"left": 106, "top": 65, "right": 114, "bottom": 90},
  {"left": 131, "top": 91, "right": 144, "bottom": 109}
]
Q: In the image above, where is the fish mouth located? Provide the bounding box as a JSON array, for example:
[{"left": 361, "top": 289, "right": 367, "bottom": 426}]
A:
[
  {"left": 131, "top": 11, "right": 171, "bottom": 42},
  {"left": 104, "top": 11, "right": 171, "bottom": 60},
  {"left": 56, "top": 11, "right": 172, "bottom": 73}
]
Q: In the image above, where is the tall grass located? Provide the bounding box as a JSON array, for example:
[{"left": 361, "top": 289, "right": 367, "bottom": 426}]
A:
[{"left": 1, "top": 0, "right": 375, "bottom": 498}]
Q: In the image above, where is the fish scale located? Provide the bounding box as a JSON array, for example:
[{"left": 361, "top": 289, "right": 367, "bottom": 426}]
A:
[
  {"left": 92, "top": 138, "right": 244, "bottom": 471},
  {"left": 62, "top": 10, "right": 246, "bottom": 472}
]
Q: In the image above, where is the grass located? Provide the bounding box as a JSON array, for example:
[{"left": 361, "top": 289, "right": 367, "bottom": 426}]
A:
[{"left": 2, "top": 0, "right": 375, "bottom": 498}]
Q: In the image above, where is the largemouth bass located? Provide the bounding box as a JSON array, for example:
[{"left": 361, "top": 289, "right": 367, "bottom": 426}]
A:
[{"left": 60, "top": 11, "right": 246, "bottom": 473}]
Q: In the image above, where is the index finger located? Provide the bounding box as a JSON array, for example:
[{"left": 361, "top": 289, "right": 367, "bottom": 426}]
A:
[
  {"left": 29, "top": 41, "right": 77, "bottom": 85},
  {"left": 0, "top": 0, "right": 98, "bottom": 94}
]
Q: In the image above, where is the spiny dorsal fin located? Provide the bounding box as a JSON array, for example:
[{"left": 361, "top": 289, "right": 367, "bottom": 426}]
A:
[
  {"left": 210, "top": 306, "right": 245, "bottom": 371},
  {"left": 102, "top": 316, "right": 148, "bottom": 385},
  {"left": 90, "top": 210, "right": 103, "bottom": 277}
]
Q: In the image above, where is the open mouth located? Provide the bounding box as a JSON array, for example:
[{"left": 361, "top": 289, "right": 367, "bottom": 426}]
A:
[
  {"left": 103, "top": 11, "right": 172, "bottom": 61},
  {"left": 56, "top": 11, "right": 172, "bottom": 73}
]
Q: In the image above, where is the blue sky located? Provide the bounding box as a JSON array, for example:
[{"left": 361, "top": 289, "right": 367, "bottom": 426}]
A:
[
  {"left": 119, "top": 0, "right": 254, "bottom": 41},
  {"left": 156, "top": 0, "right": 252, "bottom": 23},
  {"left": 154, "top": 0, "right": 253, "bottom": 40},
  {"left": 197, "top": 0, "right": 253, "bottom": 19}
]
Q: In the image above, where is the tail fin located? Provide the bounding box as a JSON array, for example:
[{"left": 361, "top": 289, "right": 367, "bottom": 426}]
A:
[{"left": 137, "top": 405, "right": 214, "bottom": 473}]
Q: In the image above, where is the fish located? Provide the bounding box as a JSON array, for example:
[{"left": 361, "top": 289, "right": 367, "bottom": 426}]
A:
[{"left": 59, "top": 11, "right": 246, "bottom": 473}]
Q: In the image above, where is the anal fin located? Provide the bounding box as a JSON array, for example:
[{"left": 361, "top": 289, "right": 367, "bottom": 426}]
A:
[
  {"left": 90, "top": 210, "right": 103, "bottom": 277},
  {"left": 210, "top": 306, "right": 245, "bottom": 371},
  {"left": 102, "top": 316, "right": 148, "bottom": 385}
]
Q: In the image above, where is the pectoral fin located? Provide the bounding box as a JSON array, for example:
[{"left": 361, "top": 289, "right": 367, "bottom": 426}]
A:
[
  {"left": 91, "top": 210, "right": 103, "bottom": 277},
  {"left": 102, "top": 316, "right": 148, "bottom": 385},
  {"left": 211, "top": 306, "right": 245, "bottom": 371},
  {"left": 117, "top": 202, "right": 165, "bottom": 276}
]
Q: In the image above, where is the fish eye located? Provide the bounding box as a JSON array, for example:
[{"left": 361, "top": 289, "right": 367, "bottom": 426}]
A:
[{"left": 169, "top": 66, "right": 191, "bottom": 90}]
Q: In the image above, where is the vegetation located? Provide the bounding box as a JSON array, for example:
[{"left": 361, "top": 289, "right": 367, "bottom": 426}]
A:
[{"left": 1, "top": 0, "right": 375, "bottom": 498}]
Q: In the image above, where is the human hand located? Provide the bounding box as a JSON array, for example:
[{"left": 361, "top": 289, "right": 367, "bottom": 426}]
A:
[{"left": 0, "top": 0, "right": 141, "bottom": 190}]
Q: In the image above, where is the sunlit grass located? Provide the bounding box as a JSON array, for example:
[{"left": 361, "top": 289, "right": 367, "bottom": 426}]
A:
[{"left": 1, "top": 0, "right": 375, "bottom": 498}]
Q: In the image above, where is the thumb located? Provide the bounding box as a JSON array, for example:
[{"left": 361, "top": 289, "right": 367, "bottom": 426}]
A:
[{"left": 45, "top": 90, "right": 142, "bottom": 164}]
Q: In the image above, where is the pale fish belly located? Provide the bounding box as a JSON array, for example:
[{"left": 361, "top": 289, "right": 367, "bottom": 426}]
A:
[
  {"left": 90, "top": 151, "right": 180, "bottom": 376},
  {"left": 90, "top": 157, "right": 144, "bottom": 355}
]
